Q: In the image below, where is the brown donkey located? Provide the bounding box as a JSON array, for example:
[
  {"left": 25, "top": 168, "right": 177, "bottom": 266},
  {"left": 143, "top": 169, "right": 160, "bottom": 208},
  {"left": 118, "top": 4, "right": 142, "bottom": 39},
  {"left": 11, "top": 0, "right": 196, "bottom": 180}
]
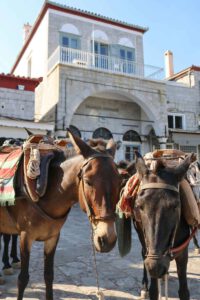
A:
[{"left": 0, "top": 129, "right": 120, "bottom": 300}]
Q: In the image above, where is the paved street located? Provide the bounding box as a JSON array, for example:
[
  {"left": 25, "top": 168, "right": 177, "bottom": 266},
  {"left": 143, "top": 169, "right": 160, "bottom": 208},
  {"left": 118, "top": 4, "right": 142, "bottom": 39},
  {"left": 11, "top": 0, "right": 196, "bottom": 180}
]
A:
[{"left": 0, "top": 204, "right": 200, "bottom": 300}]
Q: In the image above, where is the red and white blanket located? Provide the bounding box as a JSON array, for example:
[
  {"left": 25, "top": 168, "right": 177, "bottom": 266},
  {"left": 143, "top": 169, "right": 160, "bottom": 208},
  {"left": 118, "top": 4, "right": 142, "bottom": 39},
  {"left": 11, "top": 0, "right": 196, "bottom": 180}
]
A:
[
  {"left": 0, "top": 148, "right": 23, "bottom": 206},
  {"left": 117, "top": 174, "right": 140, "bottom": 217}
]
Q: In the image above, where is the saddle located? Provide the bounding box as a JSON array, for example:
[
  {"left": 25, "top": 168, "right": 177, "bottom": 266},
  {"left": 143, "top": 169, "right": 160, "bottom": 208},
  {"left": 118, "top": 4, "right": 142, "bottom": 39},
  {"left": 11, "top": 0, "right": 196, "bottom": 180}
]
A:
[
  {"left": 23, "top": 134, "right": 64, "bottom": 202},
  {"left": 0, "top": 135, "right": 69, "bottom": 204}
]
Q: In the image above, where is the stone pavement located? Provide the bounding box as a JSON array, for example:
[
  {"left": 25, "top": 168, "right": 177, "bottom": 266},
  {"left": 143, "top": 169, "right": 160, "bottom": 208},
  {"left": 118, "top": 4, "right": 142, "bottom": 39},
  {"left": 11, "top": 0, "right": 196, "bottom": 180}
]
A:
[{"left": 0, "top": 204, "right": 199, "bottom": 300}]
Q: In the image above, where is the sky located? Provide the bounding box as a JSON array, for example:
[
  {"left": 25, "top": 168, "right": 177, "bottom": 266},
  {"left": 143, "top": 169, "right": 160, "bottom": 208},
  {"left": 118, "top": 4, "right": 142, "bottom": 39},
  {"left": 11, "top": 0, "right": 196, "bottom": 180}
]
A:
[{"left": 0, "top": 0, "right": 199, "bottom": 74}]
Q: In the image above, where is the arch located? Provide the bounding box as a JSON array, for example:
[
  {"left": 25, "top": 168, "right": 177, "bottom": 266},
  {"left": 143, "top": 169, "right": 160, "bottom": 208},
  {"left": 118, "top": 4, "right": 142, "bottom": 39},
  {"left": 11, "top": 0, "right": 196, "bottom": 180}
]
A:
[
  {"left": 69, "top": 125, "right": 81, "bottom": 138},
  {"left": 92, "top": 127, "right": 113, "bottom": 139},
  {"left": 60, "top": 23, "right": 80, "bottom": 35},
  {"left": 66, "top": 87, "right": 161, "bottom": 136},
  {"left": 91, "top": 30, "right": 109, "bottom": 42},
  {"left": 118, "top": 37, "right": 134, "bottom": 48},
  {"left": 123, "top": 130, "right": 141, "bottom": 142}
]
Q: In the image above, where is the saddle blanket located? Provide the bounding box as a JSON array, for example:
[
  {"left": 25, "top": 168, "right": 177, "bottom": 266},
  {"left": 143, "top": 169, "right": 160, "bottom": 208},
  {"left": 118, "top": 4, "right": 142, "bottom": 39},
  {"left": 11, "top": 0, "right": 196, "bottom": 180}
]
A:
[
  {"left": 117, "top": 174, "right": 139, "bottom": 217},
  {"left": 0, "top": 148, "right": 22, "bottom": 206}
]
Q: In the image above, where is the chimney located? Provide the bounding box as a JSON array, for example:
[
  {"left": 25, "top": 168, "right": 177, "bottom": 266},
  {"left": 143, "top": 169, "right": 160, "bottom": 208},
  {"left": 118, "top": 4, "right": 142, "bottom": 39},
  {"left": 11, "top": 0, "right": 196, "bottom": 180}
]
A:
[
  {"left": 23, "top": 23, "right": 32, "bottom": 44},
  {"left": 164, "top": 50, "right": 174, "bottom": 78}
]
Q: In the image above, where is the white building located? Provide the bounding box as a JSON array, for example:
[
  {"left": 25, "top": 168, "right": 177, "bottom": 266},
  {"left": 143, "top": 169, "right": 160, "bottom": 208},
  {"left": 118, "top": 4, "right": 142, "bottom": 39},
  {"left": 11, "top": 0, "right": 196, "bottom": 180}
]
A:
[{"left": 9, "top": 1, "right": 200, "bottom": 161}]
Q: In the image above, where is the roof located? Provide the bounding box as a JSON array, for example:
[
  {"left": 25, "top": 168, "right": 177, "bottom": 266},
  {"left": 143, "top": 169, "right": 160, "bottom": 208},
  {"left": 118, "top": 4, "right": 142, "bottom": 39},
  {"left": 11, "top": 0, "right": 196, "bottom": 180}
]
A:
[
  {"left": 0, "top": 73, "right": 42, "bottom": 91},
  {"left": 168, "top": 65, "right": 200, "bottom": 81},
  {"left": 11, "top": 0, "right": 148, "bottom": 73}
]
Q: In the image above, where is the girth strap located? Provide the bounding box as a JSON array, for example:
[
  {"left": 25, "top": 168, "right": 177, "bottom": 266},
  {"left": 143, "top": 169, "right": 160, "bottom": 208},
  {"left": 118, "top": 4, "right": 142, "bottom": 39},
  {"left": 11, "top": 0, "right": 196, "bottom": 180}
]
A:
[{"left": 140, "top": 183, "right": 179, "bottom": 193}]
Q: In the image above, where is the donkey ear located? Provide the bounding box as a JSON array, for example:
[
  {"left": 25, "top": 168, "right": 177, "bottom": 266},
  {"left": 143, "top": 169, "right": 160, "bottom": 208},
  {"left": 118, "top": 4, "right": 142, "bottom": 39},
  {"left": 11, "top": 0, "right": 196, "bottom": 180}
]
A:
[
  {"left": 174, "top": 153, "right": 196, "bottom": 181},
  {"left": 67, "top": 128, "right": 95, "bottom": 158},
  {"left": 106, "top": 139, "right": 117, "bottom": 158},
  {"left": 126, "top": 160, "right": 136, "bottom": 175},
  {"left": 135, "top": 151, "right": 148, "bottom": 178},
  {"left": 24, "top": 127, "right": 34, "bottom": 136}
]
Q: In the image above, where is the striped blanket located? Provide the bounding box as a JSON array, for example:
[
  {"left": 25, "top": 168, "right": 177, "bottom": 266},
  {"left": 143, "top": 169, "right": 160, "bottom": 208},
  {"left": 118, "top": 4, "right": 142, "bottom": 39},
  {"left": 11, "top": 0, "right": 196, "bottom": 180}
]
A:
[
  {"left": 117, "top": 174, "right": 140, "bottom": 217},
  {"left": 0, "top": 148, "right": 23, "bottom": 206}
]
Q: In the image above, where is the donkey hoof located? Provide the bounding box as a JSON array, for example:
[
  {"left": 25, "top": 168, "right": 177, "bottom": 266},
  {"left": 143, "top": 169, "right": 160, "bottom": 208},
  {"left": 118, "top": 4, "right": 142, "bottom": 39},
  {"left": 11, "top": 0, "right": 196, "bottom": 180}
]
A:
[
  {"left": 12, "top": 261, "right": 21, "bottom": 269},
  {"left": 194, "top": 248, "right": 200, "bottom": 254},
  {"left": 3, "top": 267, "right": 14, "bottom": 275},
  {"left": 140, "top": 289, "right": 149, "bottom": 299},
  {"left": 0, "top": 276, "right": 5, "bottom": 285}
]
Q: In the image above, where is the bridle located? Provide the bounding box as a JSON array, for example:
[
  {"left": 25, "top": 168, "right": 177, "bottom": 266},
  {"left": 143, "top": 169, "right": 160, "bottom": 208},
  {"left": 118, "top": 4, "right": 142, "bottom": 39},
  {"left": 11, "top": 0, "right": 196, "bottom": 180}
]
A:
[
  {"left": 78, "top": 153, "right": 116, "bottom": 223},
  {"left": 137, "top": 181, "right": 197, "bottom": 259}
]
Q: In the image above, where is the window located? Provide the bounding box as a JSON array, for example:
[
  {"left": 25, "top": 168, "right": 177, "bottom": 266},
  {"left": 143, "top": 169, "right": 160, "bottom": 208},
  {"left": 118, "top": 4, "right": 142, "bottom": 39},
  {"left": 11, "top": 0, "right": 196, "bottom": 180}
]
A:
[
  {"left": 125, "top": 145, "right": 140, "bottom": 161},
  {"left": 92, "top": 127, "right": 113, "bottom": 140},
  {"left": 60, "top": 34, "right": 80, "bottom": 62},
  {"left": 168, "top": 114, "right": 185, "bottom": 129},
  {"left": 62, "top": 37, "right": 69, "bottom": 47},
  {"left": 93, "top": 41, "right": 109, "bottom": 69},
  {"left": 180, "top": 145, "right": 197, "bottom": 154},
  {"left": 123, "top": 130, "right": 141, "bottom": 161},
  {"left": 61, "top": 35, "right": 79, "bottom": 49},
  {"left": 123, "top": 130, "right": 141, "bottom": 142},
  {"left": 120, "top": 47, "right": 135, "bottom": 74}
]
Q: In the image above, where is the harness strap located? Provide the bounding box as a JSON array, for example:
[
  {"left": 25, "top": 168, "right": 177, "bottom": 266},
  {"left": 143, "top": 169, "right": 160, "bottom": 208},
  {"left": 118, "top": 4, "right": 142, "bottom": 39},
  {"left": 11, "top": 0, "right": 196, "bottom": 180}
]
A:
[
  {"left": 140, "top": 183, "right": 179, "bottom": 193},
  {"left": 170, "top": 227, "right": 198, "bottom": 256},
  {"left": 79, "top": 153, "right": 115, "bottom": 223},
  {"left": 81, "top": 178, "right": 93, "bottom": 221}
]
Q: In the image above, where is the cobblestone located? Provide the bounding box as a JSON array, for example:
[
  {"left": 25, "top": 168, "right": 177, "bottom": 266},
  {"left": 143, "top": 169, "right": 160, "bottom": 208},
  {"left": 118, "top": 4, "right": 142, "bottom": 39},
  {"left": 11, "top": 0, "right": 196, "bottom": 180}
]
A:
[{"left": 0, "top": 204, "right": 199, "bottom": 299}]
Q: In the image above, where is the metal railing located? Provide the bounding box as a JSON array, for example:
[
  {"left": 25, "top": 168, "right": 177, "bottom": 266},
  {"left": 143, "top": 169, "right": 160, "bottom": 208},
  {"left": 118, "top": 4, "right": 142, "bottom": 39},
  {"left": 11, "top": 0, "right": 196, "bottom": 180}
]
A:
[{"left": 48, "top": 46, "right": 164, "bottom": 80}]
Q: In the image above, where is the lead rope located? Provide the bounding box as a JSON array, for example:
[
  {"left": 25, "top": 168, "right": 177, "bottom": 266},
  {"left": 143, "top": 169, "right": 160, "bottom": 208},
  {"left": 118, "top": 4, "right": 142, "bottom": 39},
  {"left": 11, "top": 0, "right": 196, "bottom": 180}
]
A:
[{"left": 90, "top": 223, "right": 105, "bottom": 300}]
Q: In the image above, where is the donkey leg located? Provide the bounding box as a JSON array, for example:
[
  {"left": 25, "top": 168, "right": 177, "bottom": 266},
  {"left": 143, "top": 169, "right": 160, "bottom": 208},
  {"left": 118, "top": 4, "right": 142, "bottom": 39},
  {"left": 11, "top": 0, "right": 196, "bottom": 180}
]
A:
[
  {"left": 175, "top": 249, "right": 190, "bottom": 300},
  {"left": 140, "top": 263, "right": 149, "bottom": 299},
  {"left": 17, "top": 232, "right": 32, "bottom": 300},
  {"left": 149, "top": 278, "right": 159, "bottom": 300},
  {"left": 11, "top": 234, "right": 21, "bottom": 268},
  {"left": 193, "top": 235, "right": 200, "bottom": 254},
  {"left": 2, "top": 234, "right": 13, "bottom": 275},
  {"left": 0, "top": 235, "right": 4, "bottom": 284},
  {"left": 44, "top": 234, "right": 60, "bottom": 300},
  {"left": 141, "top": 248, "right": 149, "bottom": 299}
]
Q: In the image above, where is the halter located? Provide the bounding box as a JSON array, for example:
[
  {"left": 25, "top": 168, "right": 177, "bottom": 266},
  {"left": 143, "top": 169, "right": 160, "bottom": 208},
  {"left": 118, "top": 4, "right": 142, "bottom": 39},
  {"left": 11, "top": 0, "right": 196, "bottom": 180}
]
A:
[
  {"left": 138, "top": 181, "right": 195, "bottom": 259},
  {"left": 78, "top": 153, "right": 116, "bottom": 223},
  {"left": 140, "top": 182, "right": 179, "bottom": 193}
]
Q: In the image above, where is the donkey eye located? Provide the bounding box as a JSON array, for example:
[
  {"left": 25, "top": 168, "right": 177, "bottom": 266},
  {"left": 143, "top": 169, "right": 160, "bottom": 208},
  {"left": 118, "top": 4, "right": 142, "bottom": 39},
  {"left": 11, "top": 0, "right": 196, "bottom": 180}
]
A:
[
  {"left": 84, "top": 179, "right": 92, "bottom": 186},
  {"left": 135, "top": 202, "right": 144, "bottom": 210}
]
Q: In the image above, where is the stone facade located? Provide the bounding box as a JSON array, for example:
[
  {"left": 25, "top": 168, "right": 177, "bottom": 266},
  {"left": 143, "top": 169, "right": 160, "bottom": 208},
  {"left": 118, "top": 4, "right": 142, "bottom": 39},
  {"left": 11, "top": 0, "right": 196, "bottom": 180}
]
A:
[
  {"left": 0, "top": 74, "right": 54, "bottom": 140},
  {"left": 10, "top": 1, "right": 200, "bottom": 161}
]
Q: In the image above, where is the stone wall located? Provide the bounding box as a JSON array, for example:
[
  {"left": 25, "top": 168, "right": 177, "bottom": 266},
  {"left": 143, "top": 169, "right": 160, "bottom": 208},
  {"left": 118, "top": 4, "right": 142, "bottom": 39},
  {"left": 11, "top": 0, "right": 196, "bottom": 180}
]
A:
[{"left": 0, "top": 87, "right": 34, "bottom": 120}]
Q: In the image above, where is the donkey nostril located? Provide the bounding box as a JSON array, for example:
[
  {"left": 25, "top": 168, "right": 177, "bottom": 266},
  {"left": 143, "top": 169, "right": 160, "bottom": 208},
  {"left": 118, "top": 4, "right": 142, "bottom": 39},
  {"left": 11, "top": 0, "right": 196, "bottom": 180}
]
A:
[{"left": 98, "top": 236, "right": 105, "bottom": 248}]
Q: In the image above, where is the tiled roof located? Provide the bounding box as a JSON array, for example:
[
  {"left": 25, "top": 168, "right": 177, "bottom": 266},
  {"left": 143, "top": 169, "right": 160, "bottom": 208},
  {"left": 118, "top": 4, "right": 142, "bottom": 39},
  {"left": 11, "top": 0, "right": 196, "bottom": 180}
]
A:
[
  {"left": 168, "top": 65, "right": 200, "bottom": 81},
  {"left": 0, "top": 73, "right": 42, "bottom": 91},
  {"left": 47, "top": 0, "right": 148, "bottom": 33}
]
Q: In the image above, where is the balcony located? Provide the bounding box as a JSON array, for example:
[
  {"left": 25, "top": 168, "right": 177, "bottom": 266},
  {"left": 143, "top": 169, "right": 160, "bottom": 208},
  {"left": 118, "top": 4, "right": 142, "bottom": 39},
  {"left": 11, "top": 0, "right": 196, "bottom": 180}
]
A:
[{"left": 48, "top": 46, "right": 164, "bottom": 80}]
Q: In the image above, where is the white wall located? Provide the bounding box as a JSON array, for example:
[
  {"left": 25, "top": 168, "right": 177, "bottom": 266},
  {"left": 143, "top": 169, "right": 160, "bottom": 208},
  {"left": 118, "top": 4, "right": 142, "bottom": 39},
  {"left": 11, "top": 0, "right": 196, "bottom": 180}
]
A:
[{"left": 13, "top": 12, "right": 49, "bottom": 78}]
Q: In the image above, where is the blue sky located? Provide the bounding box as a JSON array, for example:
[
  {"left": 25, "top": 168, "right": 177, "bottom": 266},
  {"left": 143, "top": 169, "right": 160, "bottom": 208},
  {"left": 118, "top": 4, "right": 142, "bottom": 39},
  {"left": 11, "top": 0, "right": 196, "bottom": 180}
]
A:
[{"left": 0, "top": 0, "right": 199, "bottom": 74}]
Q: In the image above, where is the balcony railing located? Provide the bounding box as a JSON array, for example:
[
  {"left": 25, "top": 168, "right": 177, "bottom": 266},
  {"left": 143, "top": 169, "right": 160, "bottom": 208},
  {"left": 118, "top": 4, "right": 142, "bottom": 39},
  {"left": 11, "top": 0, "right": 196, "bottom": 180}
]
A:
[{"left": 48, "top": 46, "right": 164, "bottom": 80}]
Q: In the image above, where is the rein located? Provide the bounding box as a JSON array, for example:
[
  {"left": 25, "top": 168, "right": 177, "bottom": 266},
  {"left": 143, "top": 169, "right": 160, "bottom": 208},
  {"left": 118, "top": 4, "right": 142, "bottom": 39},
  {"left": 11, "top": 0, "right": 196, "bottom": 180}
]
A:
[
  {"left": 170, "top": 227, "right": 198, "bottom": 257},
  {"left": 78, "top": 153, "right": 116, "bottom": 223}
]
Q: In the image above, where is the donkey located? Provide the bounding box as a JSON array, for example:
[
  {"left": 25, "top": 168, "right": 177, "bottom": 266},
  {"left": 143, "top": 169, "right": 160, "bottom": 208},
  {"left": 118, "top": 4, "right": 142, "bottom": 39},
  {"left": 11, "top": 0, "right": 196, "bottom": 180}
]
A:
[
  {"left": 132, "top": 151, "right": 197, "bottom": 300},
  {"left": 0, "top": 129, "right": 120, "bottom": 300}
]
